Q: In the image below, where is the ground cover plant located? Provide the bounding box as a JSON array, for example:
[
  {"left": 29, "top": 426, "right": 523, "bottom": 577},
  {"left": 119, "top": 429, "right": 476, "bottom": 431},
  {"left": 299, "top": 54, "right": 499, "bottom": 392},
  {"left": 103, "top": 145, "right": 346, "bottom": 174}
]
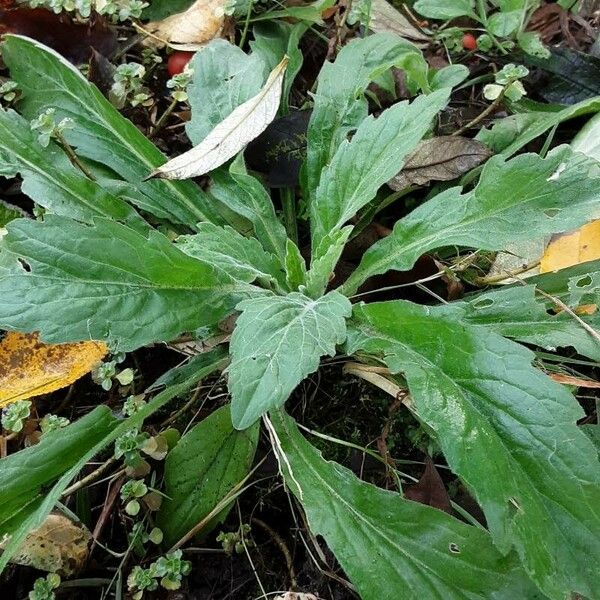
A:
[{"left": 0, "top": 0, "right": 599, "bottom": 598}]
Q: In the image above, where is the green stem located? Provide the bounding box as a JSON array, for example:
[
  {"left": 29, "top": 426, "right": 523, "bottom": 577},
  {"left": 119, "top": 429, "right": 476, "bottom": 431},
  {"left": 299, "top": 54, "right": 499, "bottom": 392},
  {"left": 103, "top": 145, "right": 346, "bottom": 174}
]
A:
[
  {"left": 476, "top": 0, "right": 509, "bottom": 55},
  {"left": 150, "top": 96, "right": 178, "bottom": 138},
  {"left": 451, "top": 84, "right": 508, "bottom": 137},
  {"left": 239, "top": 4, "right": 253, "bottom": 48},
  {"left": 281, "top": 187, "right": 298, "bottom": 245},
  {"left": 56, "top": 133, "right": 97, "bottom": 181}
]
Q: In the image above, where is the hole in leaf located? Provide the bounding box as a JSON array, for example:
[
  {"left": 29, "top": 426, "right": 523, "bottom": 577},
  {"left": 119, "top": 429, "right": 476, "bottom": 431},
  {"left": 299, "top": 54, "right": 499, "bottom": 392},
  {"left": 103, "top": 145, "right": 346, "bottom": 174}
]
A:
[
  {"left": 17, "top": 258, "right": 31, "bottom": 272},
  {"left": 472, "top": 298, "right": 494, "bottom": 309},
  {"left": 544, "top": 208, "right": 561, "bottom": 218},
  {"left": 449, "top": 543, "right": 460, "bottom": 554},
  {"left": 576, "top": 275, "right": 592, "bottom": 288}
]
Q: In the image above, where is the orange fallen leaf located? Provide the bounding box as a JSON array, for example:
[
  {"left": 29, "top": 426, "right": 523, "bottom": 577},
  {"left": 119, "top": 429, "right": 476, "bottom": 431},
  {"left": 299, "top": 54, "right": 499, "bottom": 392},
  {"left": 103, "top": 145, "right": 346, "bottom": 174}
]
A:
[
  {"left": 0, "top": 332, "right": 107, "bottom": 407},
  {"left": 548, "top": 372, "right": 600, "bottom": 389},
  {"left": 540, "top": 220, "right": 600, "bottom": 273}
]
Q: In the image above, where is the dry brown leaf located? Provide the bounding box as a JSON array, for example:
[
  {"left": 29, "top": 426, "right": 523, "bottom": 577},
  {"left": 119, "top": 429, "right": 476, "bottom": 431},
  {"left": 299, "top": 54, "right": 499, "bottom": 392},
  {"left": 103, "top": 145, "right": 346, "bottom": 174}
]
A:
[
  {"left": 0, "top": 331, "right": 107, "bottom": 407},
  {"left": 370, "top": 0, "right": 430, "bottom": 46},
  {"left": 2, "top": 513, "right": 91, "bottom": 576},
  {"left": 540, "top": 220, "right": 600, "bottom": 273},
  {"left": 548, "top": 372, "right": 600, "bottom": 388},
  {"left": 144, "top": 0, "right": 225, "bottom": 49},
  {"left": 388, "top": 136, "right": 491, "bottom": 192}
]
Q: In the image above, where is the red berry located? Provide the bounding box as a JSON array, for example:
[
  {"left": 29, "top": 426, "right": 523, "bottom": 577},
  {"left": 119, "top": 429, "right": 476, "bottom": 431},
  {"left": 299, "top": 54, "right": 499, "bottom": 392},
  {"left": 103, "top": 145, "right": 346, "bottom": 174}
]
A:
[
  {"left": 462, "top": 33, "right": 477, "bottom": 51},
  {"left": 167, "top": 51, "right": 195, "bottom": 76}
]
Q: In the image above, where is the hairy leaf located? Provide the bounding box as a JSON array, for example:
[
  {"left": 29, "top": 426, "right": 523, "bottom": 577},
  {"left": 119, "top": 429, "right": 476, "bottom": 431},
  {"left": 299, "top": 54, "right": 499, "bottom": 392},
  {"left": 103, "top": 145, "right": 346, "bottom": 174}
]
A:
[
  {"left": 0, "top": 216, "right": 259, "bottom": 351},
  {"left": 305, "top": 227, "right": 351, "bottom": 298},
  {"left": 311, "top": 89, "right": 449, "bottom": 252},
  {"left": 284, "top": 239, "right": 308, "bottom": 290},
  {"left": 271, "top": 411, "right": 540, "bottom": 600},
  {"left": 210, "top": 157, "right": 288, "bottom": 263},
  {"left": 2, "top": 35, "right": 221, "bottom": 226},
  {"left": 177, "top": 222, "right": 285, "bottom": 288},
  {"left": 341, "top": 146, "right": 600, "bottom": 294},
  {"left": 349, "top": 301, "right": 600, "bottom": 598},
  {"left": 0, "top": 108, "right": 144, "bottom": 229},
  {"left": 157, "top": 405, "right": 259, "bottom": 546},
  {"left": 229, "top": 291, "right": 351, "bottom": 429},
  {"left": 152, "top": 57, "right": 287, "bottom": 179},
  {"left": 303, "top": 33, "right": 429, "bottom": 204},
  {"left": 389, "top": 136, "right": 491, "bottom": 191},
  {"left": 435, "top": 285, "right": 600, "bottom": 361}
]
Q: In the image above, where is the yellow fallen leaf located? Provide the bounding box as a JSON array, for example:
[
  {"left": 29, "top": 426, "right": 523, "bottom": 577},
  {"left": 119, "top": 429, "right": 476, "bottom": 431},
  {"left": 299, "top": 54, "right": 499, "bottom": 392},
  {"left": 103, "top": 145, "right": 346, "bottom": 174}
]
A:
[
  {"left": 0, "top": 332, "right": 107, "bottom": 407},
  {"left": 144, "top": 0, "right": 226, "bottom": 49},
  {"left": 2, "top": 513, "right": 91, "bottom": 576},
  {"left": 540, "top": 220, "right": 600, "bottom": 273}
]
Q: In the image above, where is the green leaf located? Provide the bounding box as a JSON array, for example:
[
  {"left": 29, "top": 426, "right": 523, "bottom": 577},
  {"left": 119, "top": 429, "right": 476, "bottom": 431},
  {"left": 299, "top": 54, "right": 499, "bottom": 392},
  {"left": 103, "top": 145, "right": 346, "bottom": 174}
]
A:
[
  {"left": 229, "top": 291, "right": 351, "bottom": 429},
  {"left": 349, "top": 301, "right": 600, "bottom": 599},
  {"left": 0, "top": 216, "right": 259, "bottom": 351},
  {"left": 583, "top": 424, "right": 600, "bottom": 455},
  {"left": 303, "top": 33, "right": 429, "bottom": 204},
  {"left": 475, "top": 112, "right": 544, "bottom": 154},
  {"left": 250, "top": 21, "right": 306, "bottom": 113},
  {"left": 0, "top": 108, "right": 144, "bottom": 229},
  {"left": 429, "top": 64, "right": 470, "bottom": 91},
  {"left": 147, "top": 346, "right": 228, "bottom": 392},
  {"left": 341, "top": 146, "right": 600, "bottom": 294},
  {"left": 0, "top": 349, "right": 224, "bottom": 573},
  {"left": 487, "top": 10, "right": 521, "bottom": 36},
  {"left": 0, "top": 406, "right": 117, "bottom": 546},
  {"left": 413, "top": 0, "right": 477, "bottom": 20},
  {"left": 284, "top": 238, "right": 307, "bottom": 290},
  {"left": 435, "top": 284, "right": 600, "bottom": 361},
  {"left": 211, "top": 157, "right": 288, "bottom": 263},
  {"left": 305, "top": 227, "right": 351, "bottom": 298},
  {"left": 0, "top": 199, "right": 25, "bottom": 228},
  {"left": 2, "top": 35, "right": 221, "bottom": 227},
  {"left": 177, "top": 223, "right": 285, "bottom": 288},
  {"left": 271, "top": 411, "right": 541, "bottom": 600},
  {"left": 310, "top": 89, "right": 449, "bottom": 252},
  {"left": 486, "top": 96, "right": 600, "bottom": 158},
  {"left": 157, "top": 405, "right": 259, "bottom": 546},
  {"left": 571, "top": 110, "right": 600, "bottom": 160},
  {"left": 142, "top": 0, "right": 194, "bottom": 20},
  {"left": 185, "top": 40, "right": 267, "bottom": 146},
  {"left": 517, "top": 32, "right": 550, "bottom": 59}
]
